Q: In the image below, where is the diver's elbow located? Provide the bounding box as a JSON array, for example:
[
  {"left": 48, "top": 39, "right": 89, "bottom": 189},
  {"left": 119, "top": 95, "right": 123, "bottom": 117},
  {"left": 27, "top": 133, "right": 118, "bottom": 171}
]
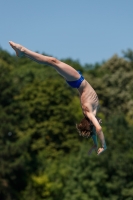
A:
[{"left": 96, "top": 126, "right": 102, "bottom": 134}]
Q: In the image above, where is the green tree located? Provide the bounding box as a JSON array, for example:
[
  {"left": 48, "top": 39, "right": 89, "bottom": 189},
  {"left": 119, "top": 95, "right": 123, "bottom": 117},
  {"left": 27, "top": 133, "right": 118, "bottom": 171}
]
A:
[{"left": 1, "top": 48, "right": 133, "bottom": 200}]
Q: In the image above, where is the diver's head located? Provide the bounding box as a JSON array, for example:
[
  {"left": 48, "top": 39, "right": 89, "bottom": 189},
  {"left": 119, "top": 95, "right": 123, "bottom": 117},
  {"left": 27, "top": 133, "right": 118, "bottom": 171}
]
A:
[{"left": 76, "top": 117, "right": 93, "bottom": 138}]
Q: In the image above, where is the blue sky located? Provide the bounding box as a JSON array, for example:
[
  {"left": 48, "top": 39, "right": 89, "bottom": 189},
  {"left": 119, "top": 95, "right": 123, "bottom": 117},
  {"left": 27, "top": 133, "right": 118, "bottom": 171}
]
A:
[{"left": 0, "top": 0, "right": 133, "bottom": 65}]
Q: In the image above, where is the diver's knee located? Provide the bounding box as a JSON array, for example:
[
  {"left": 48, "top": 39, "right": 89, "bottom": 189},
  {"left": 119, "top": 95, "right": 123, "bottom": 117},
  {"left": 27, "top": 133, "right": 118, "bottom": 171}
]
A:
[{"left": 49, "top": 57, "right": 60, "bottom": 65}]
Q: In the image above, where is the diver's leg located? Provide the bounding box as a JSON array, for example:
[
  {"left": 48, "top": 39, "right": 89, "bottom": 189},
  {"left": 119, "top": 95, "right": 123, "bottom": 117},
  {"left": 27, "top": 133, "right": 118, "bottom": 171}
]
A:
[{"left": 9, "top": 41, "right": 80, "bottom": 81}]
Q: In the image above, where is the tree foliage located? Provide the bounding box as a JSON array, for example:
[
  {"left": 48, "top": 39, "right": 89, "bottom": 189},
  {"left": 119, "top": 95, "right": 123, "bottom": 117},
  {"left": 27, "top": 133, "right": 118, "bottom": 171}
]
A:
[{"left": 0, "top": 48, "right": 133, "bottom": 200}]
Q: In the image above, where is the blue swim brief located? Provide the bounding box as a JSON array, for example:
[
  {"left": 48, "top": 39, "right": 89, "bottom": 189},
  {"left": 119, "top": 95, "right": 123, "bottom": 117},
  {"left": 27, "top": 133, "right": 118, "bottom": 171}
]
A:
[{"left": 66, "top": 71, "right": 84, "bottom": 88}]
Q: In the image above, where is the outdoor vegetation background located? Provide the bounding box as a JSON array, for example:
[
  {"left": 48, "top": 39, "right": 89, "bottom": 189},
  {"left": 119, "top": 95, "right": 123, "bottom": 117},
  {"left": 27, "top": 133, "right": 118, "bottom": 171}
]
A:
[{"left": 0, "top": 48, "right": 133, "bottom": 200}]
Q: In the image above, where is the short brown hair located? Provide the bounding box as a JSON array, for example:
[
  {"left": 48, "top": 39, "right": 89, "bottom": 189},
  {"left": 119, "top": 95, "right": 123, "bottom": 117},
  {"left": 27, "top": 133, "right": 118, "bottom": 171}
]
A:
[{"left": 76, "top": 117, "right": 94, "bottom": 138}]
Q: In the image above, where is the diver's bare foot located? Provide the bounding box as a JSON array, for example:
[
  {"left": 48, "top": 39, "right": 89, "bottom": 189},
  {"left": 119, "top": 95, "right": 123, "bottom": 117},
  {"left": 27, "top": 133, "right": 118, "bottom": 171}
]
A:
[{"left": 9, "top": 41, "right": 25, "bottom": 57}]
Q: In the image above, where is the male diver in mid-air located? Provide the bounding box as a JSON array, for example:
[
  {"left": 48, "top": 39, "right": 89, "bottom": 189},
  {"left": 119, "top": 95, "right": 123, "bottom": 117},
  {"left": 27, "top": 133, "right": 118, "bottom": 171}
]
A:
[{"left": 9, "top": 41, "right": 107, "bottom": 155}]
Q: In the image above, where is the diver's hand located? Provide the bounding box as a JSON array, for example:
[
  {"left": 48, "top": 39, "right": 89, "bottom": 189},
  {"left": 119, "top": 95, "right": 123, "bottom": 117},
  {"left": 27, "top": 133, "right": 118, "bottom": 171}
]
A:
[
  {"left": 97, "top": 147, "right": 107, "bottom": 155},
  {"left": 88, "top": 145, "right": 97, "bottom": 156}
]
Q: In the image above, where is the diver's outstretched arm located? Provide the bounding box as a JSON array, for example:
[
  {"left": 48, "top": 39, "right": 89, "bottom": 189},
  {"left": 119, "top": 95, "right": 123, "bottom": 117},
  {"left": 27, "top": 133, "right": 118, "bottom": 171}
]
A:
[
  {"left": 91, "top": 127, "right": 98, "bottom": 147},
  {"left": 88, "top": 144, "right": 97, "bottom": 155},
  {"left": 88, "top": 129, "right": 98, "bottom": 155},
  {"left": 86, "top": 112, "right": 107, "bottom": 155}
]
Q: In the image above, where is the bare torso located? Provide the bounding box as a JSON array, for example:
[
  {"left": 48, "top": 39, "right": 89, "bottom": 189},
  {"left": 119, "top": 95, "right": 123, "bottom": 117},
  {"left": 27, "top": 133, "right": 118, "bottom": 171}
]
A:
[{"left": 78, "top": 79, "right": 99, "bottom": 116}]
